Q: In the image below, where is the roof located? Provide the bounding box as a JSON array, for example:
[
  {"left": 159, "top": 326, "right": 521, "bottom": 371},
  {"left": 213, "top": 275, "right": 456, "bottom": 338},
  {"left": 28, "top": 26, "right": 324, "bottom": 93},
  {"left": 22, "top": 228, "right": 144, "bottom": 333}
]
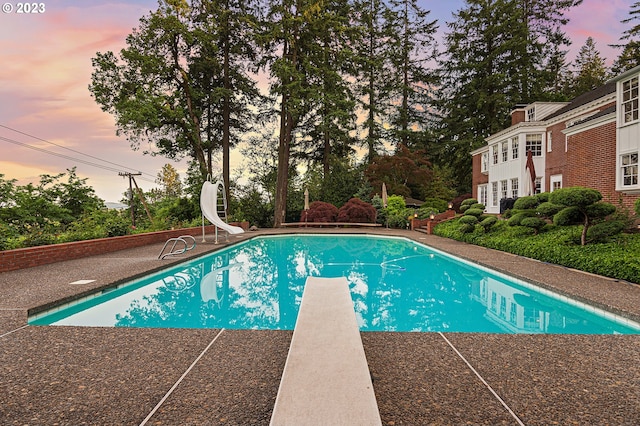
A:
[
  {"left": 567, "top": 105, "right": 616, "bottom": 128},
  {"left": 542, "top": 81, "right": 616, "bottom": 121}
]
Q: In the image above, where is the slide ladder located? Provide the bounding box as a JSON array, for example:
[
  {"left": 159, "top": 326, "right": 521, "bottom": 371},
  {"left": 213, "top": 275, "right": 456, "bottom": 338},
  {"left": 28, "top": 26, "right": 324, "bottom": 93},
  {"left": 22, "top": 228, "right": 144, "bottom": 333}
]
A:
[{"left": 200, "top": 179, "right": 244, "bottom": 243}]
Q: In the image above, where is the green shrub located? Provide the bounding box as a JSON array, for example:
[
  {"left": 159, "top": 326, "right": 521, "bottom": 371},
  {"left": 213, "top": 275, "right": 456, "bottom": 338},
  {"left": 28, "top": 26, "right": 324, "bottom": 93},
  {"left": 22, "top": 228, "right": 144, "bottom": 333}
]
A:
[
  {"left": 459, "top": 223, "right": 476, "bottom": 234},
  {"left": 549, "top": 186, "right": 601, "bottom": 207},
  {"left": 422, "top": 198, "right": 448, "bottom": 212},
  {"left": 587, "top": 220, "right": 625, "bottom": 243},
  {"left": 553, "top": 206, "right": 583, "bottom": 226},
  {"left": 635, "top": 198, "right": 640, "bottom": 216},
  {"left": 508, "top": 211, "right": 533, "bottom": 226},
  {"left": 536, "top": 202, "right": 563, "bottom": 218},
  {"left": 534, "top": 192, "right": 550, "bottom": 203},
  {"left": 460, "top": 198, "right": 478, "bottom": 213},
  {"left": 470, "top": 203, "right": 485, "bottom": 211},
  {"left": 479, "top": 216, "right": 498, "bottom": 231},
  {"left": 464, "top": 208, "right": 484, "bottom": 217},
  {"left": 513, "top": 196, "right": 539, "bottom": 210},
  {"left": 520, "top": 217, "right": 547, "bottom": 234},
  {"left": 459, "top": 215, "right": 479, "bottom": 225}
]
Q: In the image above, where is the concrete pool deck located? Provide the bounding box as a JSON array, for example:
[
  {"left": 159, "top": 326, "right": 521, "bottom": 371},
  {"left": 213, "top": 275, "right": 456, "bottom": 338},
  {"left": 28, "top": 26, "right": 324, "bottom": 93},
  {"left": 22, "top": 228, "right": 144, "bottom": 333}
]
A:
[{"left": 1, "top": 228, "right": 639, "bottom": 425}]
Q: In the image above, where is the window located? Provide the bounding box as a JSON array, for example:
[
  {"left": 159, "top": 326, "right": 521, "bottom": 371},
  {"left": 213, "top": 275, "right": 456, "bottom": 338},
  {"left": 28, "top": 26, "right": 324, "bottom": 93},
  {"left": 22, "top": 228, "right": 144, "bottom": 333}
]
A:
[
  {"left": 511, "top": 178, "right": 519, "bottom": 198},
  {"left": 500, "top": 180, "right": 508, "bottom": 200},
  {"left": 547, "top": 131, "right": 552, "bottom": 152},
  {"left": 622, "top": 153, "right": 639, "bottom": 186},
  {"left": 479, "top": 184, "right": 488, "bottom": 207},
  {"left": 527, "top": 107, "right": 535, "bottom": 121},
  {"left": 511, "top": 137, "right": 519, "bottom": 159},
  {"left": 526, "top": 134, "right": 543, "bottom": 157},
  {"left": 534, "top": 177, "right": 542, "bottom": 194},
  {"left": 550, "top": 174, "right": 563, "bottom": 192},
  {"left": 481, "top": 152, "right": 489, "bottom": 172},
  {"left": 622, "top": 76, "right": 639, "bottom": 124},
  {"left": 492, "top": 144, "right": 498, "bottom": 165},
  {"left": 501, "top": 141, "right": 508, "bottom": 162},
  {"left": 492, "top": 182, "right": 498, "bottom": 206}
]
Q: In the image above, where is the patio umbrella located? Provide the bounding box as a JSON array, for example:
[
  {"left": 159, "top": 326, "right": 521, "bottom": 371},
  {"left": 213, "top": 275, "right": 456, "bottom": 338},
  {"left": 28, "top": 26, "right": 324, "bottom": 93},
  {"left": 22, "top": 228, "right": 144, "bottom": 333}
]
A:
[
  {"left": 381, "top": 182, "right": 388, "bottom": 208},
  {"left": 304, "top": 188, "right": 310, "bottom": 210},
  {"left": 525, "top": 150, "right": 537, "bottom": 195}
]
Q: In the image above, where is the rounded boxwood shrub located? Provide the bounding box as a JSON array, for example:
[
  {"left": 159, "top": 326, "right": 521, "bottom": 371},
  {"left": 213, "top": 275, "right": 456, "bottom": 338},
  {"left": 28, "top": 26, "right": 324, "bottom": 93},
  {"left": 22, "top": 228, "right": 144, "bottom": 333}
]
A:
[
  {"left": 479, "top": 216, "right": 497, "bottom": 231},
  {"left": 520, "top": 217, "right": 547, "bottom": 234},
  {"left": 464, "top": 208, "right": 484, "bottom": 218},
  {"left": 587, "top": 220, "right": 625, "bottom": 243},
  {"left": 536, "top": 202, "right": 563, "bottom": 218},
  {"left": 460, "top": 198, "right": 478, "bottom": 212},
  {"left": 513, "top": 196, "right": 539, "bottom": 210},
  {"left": 470, "top": 203, "right": 485, "bottom": 211},
  {"left": 459, "top": 215, "right": 479, "bottom": 225},
  {"left": 507, "top": 211, "right": 533, "bottom": 226},
  {"left": 549, "top": 186, "right": 601, "bottom": 207},
  {"left": 534, "top": 192, "right": 550, "bottom": 203},
  {"left": 635, "top": 198, "right": 640, "bottom": 216},
  {"left": 553, "top": 206, "right": 582, "bottom": 226}
]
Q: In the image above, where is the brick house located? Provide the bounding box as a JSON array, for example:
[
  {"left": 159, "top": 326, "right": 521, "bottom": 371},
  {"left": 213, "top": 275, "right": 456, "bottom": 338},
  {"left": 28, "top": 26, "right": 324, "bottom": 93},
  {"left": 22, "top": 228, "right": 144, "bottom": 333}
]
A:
[{"left": 471, "top": 65, "right": 640, "bottom": 214}]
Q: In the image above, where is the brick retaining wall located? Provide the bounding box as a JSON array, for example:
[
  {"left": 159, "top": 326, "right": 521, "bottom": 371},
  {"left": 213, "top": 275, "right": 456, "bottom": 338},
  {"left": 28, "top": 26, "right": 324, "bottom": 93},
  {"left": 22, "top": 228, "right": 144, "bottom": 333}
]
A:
[{"left": 0, "top": 226, "right": 224, "bottom": 273}]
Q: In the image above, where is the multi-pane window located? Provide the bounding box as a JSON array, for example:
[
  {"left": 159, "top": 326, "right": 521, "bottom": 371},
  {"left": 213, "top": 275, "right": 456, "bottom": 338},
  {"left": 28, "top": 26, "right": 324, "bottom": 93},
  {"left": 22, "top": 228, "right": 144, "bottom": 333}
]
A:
[
  {"left": 479, "top": 185, "right": 488, "bottom": 207},
  {"left": 534, "top": 177, "right": 542, "bottom": 194},
  {"left": 511, "top": 178, "right": 519, "bottom": 198},
  {"left": 526, "top": 134, "right": 543, "bottom": 156},
  {"left": 481, "top": 152, "right": 489, "bottom": 172},
  {"left": 622, "top": 76, "right": 639, "bottom": 123},
  {"left": 501, "top": 141, "right": 508, "bottom": 162},
  {"left": 492, "top": 144, "right": 498, "bottom": 164},
  {"left": 500, "top": 180, "right": 508, "bottom": 200},
  {"left": 547, "top": 131, "right": 553, "bottom": 152},
  {"left": 552, "top": 180, "right": 562, "bottom": 191},
  {"left": 511, "top": 137, "right": 519, "bottom": 159},
  {"left": 527, "top": 107, "right": 535, "bottom": 121},
  {"left": 492, "top": 182, "right": 498, "bottom": 206},
  {"left": 622, "top": 153, "right": 639, "bottom": 186}
]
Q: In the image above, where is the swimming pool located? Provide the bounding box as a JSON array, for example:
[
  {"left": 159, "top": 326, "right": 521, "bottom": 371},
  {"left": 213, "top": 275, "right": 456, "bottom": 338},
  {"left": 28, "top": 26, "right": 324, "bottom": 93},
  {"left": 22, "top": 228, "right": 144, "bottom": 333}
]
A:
[{"left": 29, "top": 234, "right": 640, "bottom": 334}]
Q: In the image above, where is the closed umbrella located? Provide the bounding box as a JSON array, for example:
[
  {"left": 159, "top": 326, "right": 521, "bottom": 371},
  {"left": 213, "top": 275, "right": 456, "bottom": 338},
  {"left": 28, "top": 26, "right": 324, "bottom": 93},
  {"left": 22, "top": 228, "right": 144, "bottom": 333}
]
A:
[
  {"left": 304, "top": 188, "right": 309, "bottom": 210},
  {"left": 525, "top": 150, "right": 537, "bottom": 195},
  {"left": 381, "top": 183, "right": 388, "bottom": 208}
]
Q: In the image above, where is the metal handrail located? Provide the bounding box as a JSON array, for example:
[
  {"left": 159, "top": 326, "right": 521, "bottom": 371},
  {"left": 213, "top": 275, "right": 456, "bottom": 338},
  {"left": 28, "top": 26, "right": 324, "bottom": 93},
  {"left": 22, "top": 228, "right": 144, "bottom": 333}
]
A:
[{"left": 158, "top": 235, "right": 196, "bottom": 259}]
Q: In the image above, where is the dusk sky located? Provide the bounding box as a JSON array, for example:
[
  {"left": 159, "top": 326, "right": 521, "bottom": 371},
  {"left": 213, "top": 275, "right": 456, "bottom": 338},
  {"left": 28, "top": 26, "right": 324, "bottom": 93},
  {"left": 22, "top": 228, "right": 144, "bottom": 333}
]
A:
[{"left": 0, "top": 0, "right": 633, "bottom": 202}]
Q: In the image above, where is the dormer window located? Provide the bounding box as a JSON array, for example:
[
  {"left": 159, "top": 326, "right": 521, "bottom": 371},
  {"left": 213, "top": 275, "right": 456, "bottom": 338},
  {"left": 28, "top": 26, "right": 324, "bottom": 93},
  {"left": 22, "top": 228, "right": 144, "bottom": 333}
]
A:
[{"left": 527, "top": 107, "right": 535, "bottom": 121}]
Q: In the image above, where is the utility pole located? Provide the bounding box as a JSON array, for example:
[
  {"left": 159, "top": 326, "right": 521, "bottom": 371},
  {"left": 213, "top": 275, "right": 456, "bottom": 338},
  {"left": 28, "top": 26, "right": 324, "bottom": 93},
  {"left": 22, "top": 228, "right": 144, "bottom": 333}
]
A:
[{"left": 118, "top": 172, "right": 152, "bottom": 227}]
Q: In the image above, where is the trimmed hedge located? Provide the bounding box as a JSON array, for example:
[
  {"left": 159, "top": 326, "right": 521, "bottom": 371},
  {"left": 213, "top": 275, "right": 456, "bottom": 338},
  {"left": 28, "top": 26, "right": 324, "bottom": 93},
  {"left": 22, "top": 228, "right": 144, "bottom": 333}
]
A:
[{"left": 433, "top": 218, "right": 640, "bottom": 284}]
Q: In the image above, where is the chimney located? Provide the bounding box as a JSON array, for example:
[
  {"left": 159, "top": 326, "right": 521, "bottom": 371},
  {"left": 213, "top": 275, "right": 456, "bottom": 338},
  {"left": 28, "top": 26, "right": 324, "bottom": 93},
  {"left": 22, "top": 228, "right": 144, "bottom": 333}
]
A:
[{"left": 511, "top": 105, "right": 527, "bottom": 125}]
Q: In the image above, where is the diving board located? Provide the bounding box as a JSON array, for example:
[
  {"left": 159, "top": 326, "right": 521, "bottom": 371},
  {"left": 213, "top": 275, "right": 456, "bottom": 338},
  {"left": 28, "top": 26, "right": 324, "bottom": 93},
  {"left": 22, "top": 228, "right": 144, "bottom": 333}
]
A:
[{"left": 270, "top": 277, "right": 382, "bottom": 426}]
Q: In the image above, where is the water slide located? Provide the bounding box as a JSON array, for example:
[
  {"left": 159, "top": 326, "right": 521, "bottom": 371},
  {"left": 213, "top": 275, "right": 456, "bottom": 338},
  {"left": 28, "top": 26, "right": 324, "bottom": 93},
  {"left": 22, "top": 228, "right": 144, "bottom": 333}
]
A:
[{"left": 200, "top": 180, "right": 244, "bottom": 235}]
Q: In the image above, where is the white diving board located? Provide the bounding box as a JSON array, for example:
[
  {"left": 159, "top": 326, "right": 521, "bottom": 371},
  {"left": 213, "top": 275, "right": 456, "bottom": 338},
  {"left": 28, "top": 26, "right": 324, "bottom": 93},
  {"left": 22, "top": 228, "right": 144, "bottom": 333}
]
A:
[{"left": 270, "top": 277, "right": 382, "bottom": 426}]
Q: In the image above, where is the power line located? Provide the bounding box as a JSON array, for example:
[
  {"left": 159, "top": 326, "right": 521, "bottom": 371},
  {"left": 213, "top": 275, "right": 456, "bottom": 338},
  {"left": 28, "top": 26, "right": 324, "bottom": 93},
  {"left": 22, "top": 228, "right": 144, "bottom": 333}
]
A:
[
  {"left": 0, "top": 135, "right": 156, "bottom": 185},
  {"left": 0, "top": 124, "right": 157, "bottom": 179}
]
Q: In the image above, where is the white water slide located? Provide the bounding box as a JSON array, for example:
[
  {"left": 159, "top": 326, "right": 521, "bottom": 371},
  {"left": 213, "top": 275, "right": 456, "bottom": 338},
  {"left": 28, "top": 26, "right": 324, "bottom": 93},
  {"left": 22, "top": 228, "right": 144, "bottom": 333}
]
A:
[{"left": 200, "top": 180, "right": 244, "bottom": 235}]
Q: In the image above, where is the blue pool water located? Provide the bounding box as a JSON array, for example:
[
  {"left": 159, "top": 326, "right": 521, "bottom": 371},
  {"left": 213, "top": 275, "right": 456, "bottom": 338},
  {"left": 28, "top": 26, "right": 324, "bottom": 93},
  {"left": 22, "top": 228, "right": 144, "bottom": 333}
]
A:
[{"left": 29, "top": 235, "right": 640, "bottom": 334}]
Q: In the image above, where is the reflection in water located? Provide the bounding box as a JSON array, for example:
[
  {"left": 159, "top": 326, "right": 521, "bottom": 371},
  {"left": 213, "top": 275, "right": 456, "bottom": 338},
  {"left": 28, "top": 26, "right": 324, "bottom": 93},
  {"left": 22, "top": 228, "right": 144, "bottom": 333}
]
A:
[{"left": 39, "top": 235, "right": 639, "bottom": 334}]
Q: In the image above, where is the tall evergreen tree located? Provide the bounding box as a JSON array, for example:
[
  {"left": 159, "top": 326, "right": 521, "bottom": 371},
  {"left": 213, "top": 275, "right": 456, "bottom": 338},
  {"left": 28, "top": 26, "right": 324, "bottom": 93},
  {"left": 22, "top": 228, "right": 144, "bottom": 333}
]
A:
[
  {"left": 351, "top": 0, "right": 395, "bottom": 162},
  {"left": 435, "top": 0, "right": 580, "bottom": 192},
  {"left": 385, "top": 0, "right": 438, "bottom": 149},
  {"left": 611, "top": 1, "right": 640, "bottom": 74},
  {"left": 569, "top": 37, "right": 608, "bottom": 97}
]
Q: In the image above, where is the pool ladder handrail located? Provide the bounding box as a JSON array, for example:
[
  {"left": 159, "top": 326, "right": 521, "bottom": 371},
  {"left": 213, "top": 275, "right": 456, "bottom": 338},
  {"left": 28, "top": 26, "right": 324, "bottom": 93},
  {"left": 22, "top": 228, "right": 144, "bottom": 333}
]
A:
[{"left": 158, "top": 235, "right": 196, "bottom": 259}]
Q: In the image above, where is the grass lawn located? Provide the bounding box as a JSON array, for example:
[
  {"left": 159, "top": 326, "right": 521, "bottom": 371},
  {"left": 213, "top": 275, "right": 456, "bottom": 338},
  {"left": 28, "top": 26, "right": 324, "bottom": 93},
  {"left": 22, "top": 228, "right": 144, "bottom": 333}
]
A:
[{"left": 434, "top": 219, "right": 640, "bottom": 285}]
